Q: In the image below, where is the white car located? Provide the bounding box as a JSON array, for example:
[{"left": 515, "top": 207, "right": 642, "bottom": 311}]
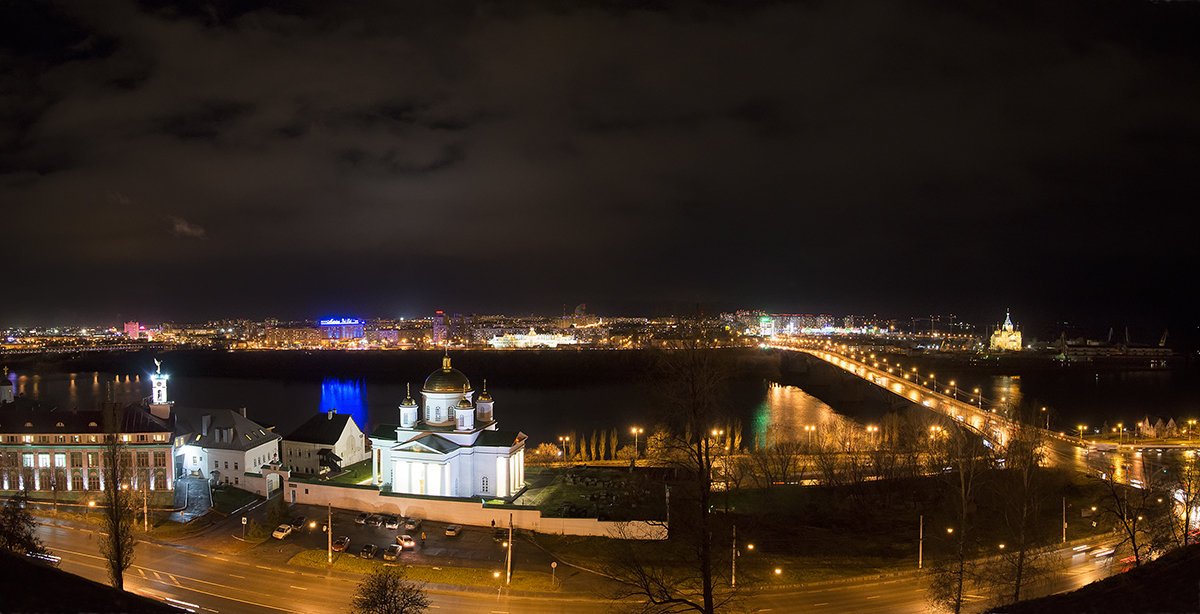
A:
[{"left": 272, "top": 524, "right": 293, "bottom": 539}]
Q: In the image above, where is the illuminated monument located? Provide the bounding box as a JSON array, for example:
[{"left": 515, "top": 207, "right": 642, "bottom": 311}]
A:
[
  {"left": 989, "top": 309, "right": 1023, "bottom": 351},
  {"left": 368, "top": 356, "right": 525, "bottom": 499}
]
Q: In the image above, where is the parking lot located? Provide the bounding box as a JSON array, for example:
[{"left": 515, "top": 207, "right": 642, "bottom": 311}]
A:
[{"left": 265, "top": 504, "right": 554, "bottom": 570}]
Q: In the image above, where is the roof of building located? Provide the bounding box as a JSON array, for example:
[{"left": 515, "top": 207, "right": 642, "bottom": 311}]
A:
[
  {"left": 369, "top": 420, "right": 501, "bottom": 441},
  {"left": 0, "top": 401, "right": 172, "bottom": 435},
  {"left": 423, "top": 355, "right": 471, "bottom": 393},
  {"left": 476, "top": 430, "right": 526, "bottom": 448},
  {"left": 369, "top": 424, "right": 521, "bottom": 450},
  {"left": 283, "top": 411, "right": 358, "bottom": 445},
  {"left": 402, "top": 434, "right": 461, "bottom": 454},
  {"left": 177, "top": 409, "right": 279, "bottom": 451}
]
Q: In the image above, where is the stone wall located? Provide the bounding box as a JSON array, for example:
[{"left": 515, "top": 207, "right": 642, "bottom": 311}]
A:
[{"left": 284, "top": 478, "right": 666, "bottom": 539}]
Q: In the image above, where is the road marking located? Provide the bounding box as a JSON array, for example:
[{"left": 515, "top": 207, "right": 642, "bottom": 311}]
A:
[
  {"left": 171, "top": 574, "right": 181, "bottom": 586},
  {"left": 228, "top": 574, "right": 245, "bottom": 579},
  {"left": 153, "top": 571, "right": 163, "bottom": 580},
  {"left": 289, "top": 585, "right": 308, "bottom": 590},
  {"left": 867, "top": 595, "right": 880, "bottom": 599},
  {"left": 138, "top": 568, "right": 147, "bottom": 578},
  {"left": 256, "top": 565, "right": 272, "bottom": 570},
  {"left": 812, "top": 603, "right": 829, "bottom": 607}
]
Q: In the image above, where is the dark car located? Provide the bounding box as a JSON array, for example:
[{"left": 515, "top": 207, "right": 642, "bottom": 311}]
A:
[
  {"left": 358, "top": 544, "right": 378, "bottom": 559},
  {"left": 290, "top": 516, "right": 306, "bottom": 530},
  {"left": 355, "top": 512, "right": 370, "bottom": 525},
  {"left": 404, "top": 517, "right": 422, "bottom": 531},
  {"left": 332, "top": 536, "right": 350, "bottom": 552},
  {"left": 367, "top": 514, "right": 384, "bottom": 527},
  {"left": 384, "top": 515, "right": 400, "bottom": 530},
  {"left": 492, "top": 528, "right": 507, "bottom": 543},
  {"left": 383, "top": 544, "right": 402, "bottom": 561}
]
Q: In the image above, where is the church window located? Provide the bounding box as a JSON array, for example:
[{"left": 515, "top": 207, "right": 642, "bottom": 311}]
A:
[{"left": 481, "top": 476, "right": 489, "bottom": 493}]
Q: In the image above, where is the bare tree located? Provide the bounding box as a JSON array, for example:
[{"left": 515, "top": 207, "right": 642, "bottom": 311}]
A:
[
  {"left": 99, "top": 432, "right": 136, "bottom": 589},
  {"left": 603, "top": 343, "right": 742, "bottom": 614},
  {"left": 990, "top": 423, "right": 1053, "bottom": 603},
  {"left": 927, "top": 426, "right": 991, "bottom": 614},
  {"left": 349, "top": 567, "right": 430, "bottom": 614},
  {"left": 0, "top": 489, "right": 51, "bottom": 559},
  {"left": 745, "top": 430, "right": 804, "bottom": 489},
  {"left": 1162, "top": 457, "right": 1200, "bottom": 549}
]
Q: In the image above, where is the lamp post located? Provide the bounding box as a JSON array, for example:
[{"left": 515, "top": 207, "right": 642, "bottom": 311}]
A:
[
  {"left": 558, "top": 436, "right": 570, "bottom": 463},
  {"left": 1042, "top": 406, "right": 1049, "bottom": 430},
  {"left": 949, "top": 380, "right": 957, "bottom": 400},
  {"left": 804, "top": 425, "right": 815, "bottom": 446},
  {"left": 327, "top": 503, "right": 332, "bottom": 565},
  {"left": 1117, "top": 422, "right": 1124, "bottom": 444},
  {"left": 1190, "top": 419, "right": 1197, "bottom": 443},
  {"left": 1077, "top": 425, "right": 1087, "bottom": 444},
  {"left": 974, "top": 388, "right": 981, "bottom": 410},
  {"left": 630, "top": 427, "right": 643, "bottom": 463}
]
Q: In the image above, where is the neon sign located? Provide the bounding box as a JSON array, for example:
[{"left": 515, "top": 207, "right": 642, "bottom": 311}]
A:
[{"left": 319, "top": 318, "right": 361, "bottom": 326}]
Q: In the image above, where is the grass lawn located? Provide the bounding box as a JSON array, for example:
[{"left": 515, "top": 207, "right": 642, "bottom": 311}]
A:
[
  {"left": 210, "top": 486, "right": 262, "bottom": 515},
  {"left": 150, "top": 514, "right": 216, "bottom": 539},
  {"left": 325, "top": 460, "right": 374, "bottom": 485},
  {"left": 288, "top": 550, "right": 558, "bottom": 591},
  {"left": 530, "top": 466, "right": 666, "bottom": 520}
]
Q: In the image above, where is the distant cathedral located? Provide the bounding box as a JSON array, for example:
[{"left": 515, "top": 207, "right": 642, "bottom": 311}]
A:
[{"left": 989, "top": 309, "right": 1022, "bottom": 351}]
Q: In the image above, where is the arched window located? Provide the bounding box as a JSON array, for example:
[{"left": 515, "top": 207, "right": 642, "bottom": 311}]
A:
[{"left": 481, "top": 476, "right": 489, "bottom": 493}]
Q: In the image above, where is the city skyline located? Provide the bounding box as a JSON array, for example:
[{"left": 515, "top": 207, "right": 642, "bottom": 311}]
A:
[{"left": 3, "top": 1, "right": 1198, "bottom": 331}]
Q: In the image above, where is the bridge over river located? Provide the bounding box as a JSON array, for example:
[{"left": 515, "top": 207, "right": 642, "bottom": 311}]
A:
[{"left": 767, "top": 339, "right": 1180, "bottom": 486}]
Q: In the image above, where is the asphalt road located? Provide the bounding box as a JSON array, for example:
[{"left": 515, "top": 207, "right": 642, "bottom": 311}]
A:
[{"left": 38, "top": 523, "right": 1121, "bottom": 613}]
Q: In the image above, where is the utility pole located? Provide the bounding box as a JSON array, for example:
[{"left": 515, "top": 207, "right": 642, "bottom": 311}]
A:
[
  {"left": 1062, "top": 497, "right": 1067, "bottom": 543},
  {"left": 918, "top": 514, "right": 924, "bottom": 569},
  {"left": 143, "top": 469, "right": 149, "bottom": 533},
  {"left": 327, "top": 503, "right": 333, "bottom": 564},
  {"left": 731, "top": 524, "right": 737, "bottom": 588},
  {"left": 505, "top": 513, "right": 513, "bottom": 586}
]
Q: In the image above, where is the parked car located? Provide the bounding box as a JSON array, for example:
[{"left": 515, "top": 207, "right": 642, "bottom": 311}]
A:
[
  {"left": 384, "top": 515, "right": 400, "bottom": 530},
  {"left": 333, "top": 536, "right": 350, "bottom": 552},
  {"left": 404, "top": 517, "right": 422, "bottom": 531},
  {"left": 367, "top": 514, "right": 384, "bottom": 527},
  {"left": 492, "top": 528, "right": 507, "bottom": 542},
  {"left": 383, "top": 544, "right": 402, "bottom": 561},
  {"left": 397, "top": 534, "right": 416, "bottom": 550},
  {"left": 272, "top": 524, "right": 293, "bottom": 539},
  {"left": 358, "top": 544, "right": 378, "bottom": 559},
  {"left": 355, "top": 512, "right": 370, "bottom": 525},
  {"left": 444, "top": 524, "right": 462, "bottom": 537},
  {"left": 290, "top": 516, "right": 306, "bottom": 530}
]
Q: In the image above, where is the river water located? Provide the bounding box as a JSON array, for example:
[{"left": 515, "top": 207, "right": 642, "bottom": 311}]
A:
[
  {"left": 3, "top": 369, "right": 848, "bottom": 450},
  {"left": 6, "top": 352, "right": 1196, "bottom": 449}
]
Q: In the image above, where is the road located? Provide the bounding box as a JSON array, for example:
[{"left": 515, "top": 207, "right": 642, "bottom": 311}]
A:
[{"left": 38, "top": 524, "right": 1121, "bottom": 613}]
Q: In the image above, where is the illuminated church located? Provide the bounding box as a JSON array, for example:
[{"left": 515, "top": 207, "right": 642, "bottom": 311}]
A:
[
  {"left": 989, "top": 309, "right": 1023, "bottom": 351},
  {"left": 367, "top": 356, "right": 526, "bottom": 499}
]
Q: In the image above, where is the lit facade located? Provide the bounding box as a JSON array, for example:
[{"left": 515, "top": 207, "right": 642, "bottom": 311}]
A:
[
  {"left": 368, "top": 357, "right": 525, "bottom": 499},
  {"left": 989, "top": 310, "right": 1023, "bottom": 351},
  {"left": 1, "top": 378, "right": 174, "bottom": 494}
]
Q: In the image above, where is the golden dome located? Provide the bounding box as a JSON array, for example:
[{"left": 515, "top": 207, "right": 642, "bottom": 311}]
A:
[
  {"left": 476, "top": 378, "right": 493, "bottom": 402},
  {"left": 456, "top": 396, "right": 473, "bottom": 409},
  {"left": 423, "top": 356, "right": 471, "bottom": 393},
  {"left": 401, "top": 383, "right": 417, "bottom": 406}
]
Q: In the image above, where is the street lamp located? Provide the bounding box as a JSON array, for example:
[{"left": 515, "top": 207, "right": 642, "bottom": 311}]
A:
[
  {"left": 630, "top": 427, "right": 643, "bottom": 462},
  {"left": 1077, "top": 425, "right": 1087, "bottom": 444},
  {"left": 1117, "top": 422, "right": 1124, "bottom": 444},
  {"left": 1042, "top": 406, "right": 1049, "bottom": 430},
  {"left": 949, "top": 380, "right": 957, "bottom": 399},
  {"left": 558, "top": 436, "right": 570, "bottom": 462},
  {"left": 804, "top": 425, "right": 815, "bottom": 446},
  {"left": 1190, "top": 419, "right": 1197, "bottom": 443},
  {"left": 974, "top": 388, "right": 981, "bottom": 409}
]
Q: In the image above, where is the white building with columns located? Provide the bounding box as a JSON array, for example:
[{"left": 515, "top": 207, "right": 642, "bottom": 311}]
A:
[{"left": 368, "top": 356, "right": 526, "bottom": 499}]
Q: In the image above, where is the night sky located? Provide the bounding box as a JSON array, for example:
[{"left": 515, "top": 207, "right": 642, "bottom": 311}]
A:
[{"left": 3, "top": 0, "right": 1199, "bottom": 331}]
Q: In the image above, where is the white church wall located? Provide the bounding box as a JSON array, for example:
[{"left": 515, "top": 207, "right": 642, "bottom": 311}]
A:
[{"left": 284, "top": 479, "right": 666, "bottom": 539}]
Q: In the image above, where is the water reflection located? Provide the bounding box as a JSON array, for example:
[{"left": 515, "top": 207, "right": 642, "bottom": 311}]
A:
[
  {"left": 754, "top": 383, "right": 853, "bottom": 446},
  {"left": 319, "top": 378, "right": 370, "bottom": 432}
]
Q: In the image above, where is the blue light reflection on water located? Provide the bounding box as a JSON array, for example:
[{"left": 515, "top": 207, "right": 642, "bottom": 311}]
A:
[{"left": 319, "top": 378, "right": 370, "bottom": 431}]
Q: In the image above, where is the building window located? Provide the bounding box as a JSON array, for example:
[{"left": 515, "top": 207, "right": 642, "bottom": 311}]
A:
[
  {"left": 234, "top": 462, "right": 238, "bottom": 470},
  {"left": 214, "top": 460, "right": 219, "bottom": 469},
  {"left": 54, "top": 454, "right": 66, "bottom": 468},
  {"left": 70, "top": 453, "right": 83, "bottom": 468},
  {"left": 234, "top": 477, "right": 239, "bottom": 485},
  {"left": 22, "top": 454, "right": 34, "bottom": 468},
  {"left": 224, "top": 461, "right": 229, "bottom": 469},
  {"left": 87, "top": 453, "right": 97, "bottom": 467},
  {"left": 88, "top": 474, "right": 100, "bottom": 490},
  {"left": 137, "top": 453, "right": 149, "bottom": 468},
  {"left": 481, "top": 476, "right": 489, "bottom": 493},
  {"left": 154, "top": 452, "right": 167, "bottom": 467}
]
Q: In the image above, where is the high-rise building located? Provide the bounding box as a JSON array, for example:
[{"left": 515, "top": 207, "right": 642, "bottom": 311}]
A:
[{"left": 124, "top": 321, "right": 140, "bottom": 339}]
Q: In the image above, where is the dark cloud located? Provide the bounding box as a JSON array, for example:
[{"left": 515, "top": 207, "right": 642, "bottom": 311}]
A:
[{"left": 2, "top": 0, "right": 1198, "bottom": 330}]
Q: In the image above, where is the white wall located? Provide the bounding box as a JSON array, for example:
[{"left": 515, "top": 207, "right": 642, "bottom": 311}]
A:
[{"left": 285, "top": 479, "right": 666, "bottom": 540}]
